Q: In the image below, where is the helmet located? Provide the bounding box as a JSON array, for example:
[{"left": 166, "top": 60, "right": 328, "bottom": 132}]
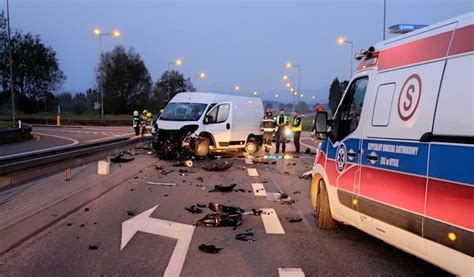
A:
[
  {"left": 147, "top": 112, "right": 152, "bottom": 118},
  {"left": 266, "top": 107, "right": 272, "bottom": 114},
  {"left": 142, "top": 109, "right": 148, "bottom": 114},
  {"left": 133, "top": 110, "right": 139, "bottom": 116}
]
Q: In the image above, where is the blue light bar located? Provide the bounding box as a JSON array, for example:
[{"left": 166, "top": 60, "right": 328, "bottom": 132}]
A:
[{"left": 388, "top": 24, "right": 427, "bottom": 34}]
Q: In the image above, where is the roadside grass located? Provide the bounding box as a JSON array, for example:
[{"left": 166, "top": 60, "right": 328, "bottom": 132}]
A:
[{"left": 0, "top": 121, "right": 13, "bottom": 129}]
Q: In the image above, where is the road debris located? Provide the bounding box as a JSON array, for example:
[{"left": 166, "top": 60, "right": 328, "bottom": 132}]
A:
[
  {"left": 126, "top": 210, "right": 135, "bottom": 216},
  {"left": 147, "top": 181, "right": 176, "bottom": 186},
  {"left": 185, "top": 205, "right": 203, "bottom": 214},
  {"left": 251, "top": 209, "right": 263, "bottom": 216},
  {"left": 209, "top": 184, "right": 237, "bottom": 192},
  {"left": 235, "top": 232, "right": 255, "bottom": 242},
  {"left": 196, "top": 203, "right": 207, "bottom": 208},
  {"left": 110, "top": 153, "right": 135, "bottom": 163},
  {"left": 299, "top": 170, "right": 312, "bottom": 180},
  {"left": 208, "top": 203, "right": 245, "bottom": 214},
  {"left": 202, "top": 161, "right": 233, "bottom": 171},
  {"left": 84, "top": 208, "right": 89, "bottom": 212},
  {"left": 197, "top": 177, "right": 204, "bottom": 182},
  {"left": 305, "top": 148, "right": 312, "bottom": 154},
  {"left": 88, "top": 244, "right": 98, "bottom": 250},
  {"left": 197, "top": 213, "right": 242, "bottom": 227},
  {"left": 161, "top": 169, "right": 174, "bottom": 175},
  {"left": 287, "top": 216, "right": 303, "bottom": 223},
  {"left": 198, "top": 244, "right": 222, "bottom": 254},
  {"left": 293, "top": 191, "right": 301, "bottom": 194}
]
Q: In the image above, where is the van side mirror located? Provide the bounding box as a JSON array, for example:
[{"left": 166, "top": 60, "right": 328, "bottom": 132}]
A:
[{"left": 315, "top": 111, "right": 328, "bottom": 140}]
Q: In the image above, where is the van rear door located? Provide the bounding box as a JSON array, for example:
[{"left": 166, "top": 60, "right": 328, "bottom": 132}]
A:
[{"left": 203, "top": 103, "right": 232, "bottom": 148}]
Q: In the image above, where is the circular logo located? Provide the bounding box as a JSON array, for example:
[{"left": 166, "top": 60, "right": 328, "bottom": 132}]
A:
[
  {"left": 398, "top": 74, "right": 422, "bottom": 121},
  {"left": 336, "top": 144, "right": 347, "bottom": 172}
]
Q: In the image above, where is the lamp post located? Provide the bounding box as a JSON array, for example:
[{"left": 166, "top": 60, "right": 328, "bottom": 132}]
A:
[
  {"left": 252, "top": 91, "right": 258, "bottom": 96},
  {"left": 94, "top": 28, "right": 120, "bottom": 120},
  {"left": 6, "top": 0, "right": 15, "bottom": 125},
  {"left": 167, "top": 58, "right": 182, "bottom": 100},
  {"left": 233, "top": 84, "right": 240, "bottom": 93},
  {"left": 383, "top": 0, "right": 387, "bottom": 40},
  {"left": 337, "top": 37, "right": 354, "bottom": 79},
  {"left": 192, "top": 71, "right": 206, "bottom": 91},
  {"left": 285, "top": 63, "right": 301, "bottom": 107}
]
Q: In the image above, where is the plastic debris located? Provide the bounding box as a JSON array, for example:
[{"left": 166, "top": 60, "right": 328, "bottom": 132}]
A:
[
  {"left": 198, "top": 244, "right": 222, "bottom": 254},
  {"left": 209, "top": 184, "right": 237, "bottom": 193},
  {"left": 235, "top": 232, "right": 255, "bottom": 242},
  {"left": 161, "top": 169, "right": 174, "bottom": 175},
  {"left": 287, "top": 216, "right": 303, "bottom": 223},
  {"left": 202, "top": 161, "right": 233, "bottom": 171},
  {"left": 299, "top": 170, "right": 312, "bottom": 180},
  {"left": 209, "top": 203, "right": 245, "bottom": 214},
  {"left": 147, "top": 181, "right": 176, "bottom": 186},
  {"left": 126, "top": 210, "right": 135, "bottom": 216},
  {"left": 88, "top": 244, "right": 98, "bottom": 250},
  {"left": 197, "top": 177, "right": 204, "bottom": 182},
  {"left": 305, "top": 148, "right": 312, "bottom": 154},
  {"left": 252, "top": 209, "right": 263, "bottom": 216},
  {"left": 185, "top": 205, "right": 203, "bottom": 214},
  {"left": 197, "top": 213, "right": 242, "bottom": 227},
  {"left": 110, "top": 153, "right": 135, "bottom": 163}
]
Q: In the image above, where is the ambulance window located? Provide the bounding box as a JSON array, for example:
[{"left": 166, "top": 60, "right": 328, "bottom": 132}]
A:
[
  {"left": 372, "top": 83, "right": 396, "bottom": 126},
  {"left": 330, "top": 77, "right": 368, "bottom": 141}
]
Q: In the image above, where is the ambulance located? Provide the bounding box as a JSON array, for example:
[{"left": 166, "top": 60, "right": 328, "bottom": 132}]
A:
[{"left": 312, "top": 12, "right": 473, "bottom": 275}]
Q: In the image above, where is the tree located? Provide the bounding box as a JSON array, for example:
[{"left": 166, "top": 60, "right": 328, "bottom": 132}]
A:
[
  {"left": 295, "top": 101, "right": 309, "bottom": 114},
  {"left": 151, "top": 70, "right": 195, "bottom": 110},
  {"left": 73, "top": 92, "right": 87, "bottom": 115},
  {"left": 328, "top": 78, "right": 342, "bottom": 116},
  {"left": 98, "top": 45, "right": 152, "bottom": 114},
  {"left": 0, "top": 12, "right": 65, "bottom": 113}
]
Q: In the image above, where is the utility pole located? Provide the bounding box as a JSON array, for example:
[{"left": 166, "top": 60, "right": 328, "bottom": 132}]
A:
[
  {"left": 383, "top": 0, "right": 387, "bottom": 40},
  {"left": 6, "top": 0, "right": 15, "bottom": 125}
]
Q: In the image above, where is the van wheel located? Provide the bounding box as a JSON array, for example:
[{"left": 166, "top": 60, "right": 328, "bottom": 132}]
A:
[
  {"left": 245, "top": 138, "right": 259, "bottom": 154},
  {"left": 194, "top": 137, "right": 210, "bottom": 157},
  {"left": 315, "top": 179, "right": 336, "bottom": 230}
]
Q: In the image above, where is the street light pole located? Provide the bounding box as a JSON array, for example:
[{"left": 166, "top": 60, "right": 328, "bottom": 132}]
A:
[
  {"left": 383, "top": 0, "right": 387, "bottom": 40},
  {"left": 167, "top": 59, "right": 182, "bottom": 101},
  {"left": 94, "top": 28, "right": 120, "bottom": 121},
  {"left": 6, "top": 0, "right": 15, "bottom": 125},
  {"left": 337, "top": 37, "right": 354, "bottom": 79},
  {"left": 285, "top": 62, "right": 301, "bottom": 108}
]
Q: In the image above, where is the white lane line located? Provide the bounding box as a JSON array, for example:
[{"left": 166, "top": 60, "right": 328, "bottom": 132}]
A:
[
  {"left": 251, "top": 183, "right": 267, "bottom": 197},
  {"left": 278, "top": 267, "right": 305, "bottom": 277},
  {"left": 0, "top": 132, "right": 79, "bottom": 159},
  {"left": 260, "top": 208, "right": 285, "bottom": 234},
  {"left": 245, "top": 158, "right": 253, "bottom": 164},
  {"left": 247, "top": 168, "right": 259, "bottom": 177}
]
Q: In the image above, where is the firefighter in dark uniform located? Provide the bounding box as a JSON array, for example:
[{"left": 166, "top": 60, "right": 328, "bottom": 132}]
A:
[
  {"left": 261, "top": 108, "right": 276, "bottom": 153},
  {"left": 133, "top": 110, "right": 140, "bottom": 136},
  {"left": 275, "top": 108, "right": 288, "bottom": 154},
  {"left": 291, "top": 110, "right": 303, "bottom": 153}
]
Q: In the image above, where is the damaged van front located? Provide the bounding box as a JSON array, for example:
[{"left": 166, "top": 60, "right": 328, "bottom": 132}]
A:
[{"left": 153, "top": 92, "right": 264, "bottom": 158}]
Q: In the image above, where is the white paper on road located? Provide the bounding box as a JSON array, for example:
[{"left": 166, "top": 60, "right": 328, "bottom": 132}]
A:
[
  {"left": 260, "top": 208, "right": 285, "bottom": 234},
  {"left": 245, "top": 158, "right": 254, "bottom": 164},
  {"left": 278, "top": 267, "right": 305, "bottom": 277},
  {"left": 247, "top": 168, "right": 259, "bottom": 177},
  {"left": 251, "top": 183, "right": 267, "bottom": 197}
]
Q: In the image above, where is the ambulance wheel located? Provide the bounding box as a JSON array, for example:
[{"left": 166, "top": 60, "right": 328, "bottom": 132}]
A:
[
  {"left": 315, "top": 179, "right": 336, "bottom": 230},
  {"left": 245, "top": 138, "right": 259, "bottom": 154},
  {"left": 194, "top": 137, "right": 210, "bottom": 157}
]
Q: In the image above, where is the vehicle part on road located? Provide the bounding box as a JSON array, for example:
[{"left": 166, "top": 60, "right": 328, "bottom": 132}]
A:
[
  {"left": 235, "top": 232, "right": 255, "bottom": 242},
  {"left": 287, "top": 216, "right": 303, "bottom": 223},
  {"left": 97, "top": 160, "right": 110, "bottom": 175},
  {"left": 110, "top": 153, "right": 135, "bottom": 163},
  {"left": 88, "top": 244, "right": 98, "bottom": 250},
  {"left": 208, "top": 203, "right": 245, "bottom": 214},
  {"left": 147, "top": 181, "right": 176, "bottom": 186},
  {"left": 196, "top": 212, "right": 242, "bottom": 227},
  {"left": 299, "top": 170, "right": 312, "bottom": 180},
  {"left": 315, "top": 179, "right": 336, "bottom": 230},
  {"left": 209, "top": 184, "right": 237, "bottom": 192},
  {"left": 126, "top": 210, "right": 136, "bottom": 216},
  {"left": 179, "top": 169, "right": 195, "bottom": 174},
  {"left": 305, "top": 148, "right": 312, "bottom": 154},
  {"left": 202, "top": 160, "right": 233, "bottom": 171},
  {"left": 185, "top": 205, "right": 203, "bottom": 214},
  {"left": 252, "top": 209, "right": 263, "bottom": 216},
  {"left": 184, "top": 160, "right": 193, "bottom": 167},
  {"left": 196, "top": 203, "right": 207, "bottom": 208},
  {"left": 198, "top": 244, "right": 222, "bottom": 254}
]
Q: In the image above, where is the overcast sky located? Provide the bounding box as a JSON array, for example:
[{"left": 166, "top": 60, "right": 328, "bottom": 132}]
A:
[{"left": 5, "top": 0, "right": 473, "bottom": 103}]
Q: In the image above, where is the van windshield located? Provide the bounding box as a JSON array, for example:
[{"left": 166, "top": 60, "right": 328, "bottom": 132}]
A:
[{"left": 160, "top": 102, "right": 208, "bottom": 121}]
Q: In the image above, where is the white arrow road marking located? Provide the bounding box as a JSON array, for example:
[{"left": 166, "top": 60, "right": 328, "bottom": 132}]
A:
[
  {"left": 278, "top": 267, "right": 305, "bottom": 277},
  {"left": 245, "top": 158, "right": 253, "bottom": 164},
  {"left": 121, "top": 205, "right": 195, "bottom": 277},
  {"left": 247, "top": 168, "right": 259, "bottom": 177},
  {"left": 251, "top": 183, "right": 267, "bottom": 197},
  {"left": 260, "top": 208, "right": 285, "bottom": 234}
]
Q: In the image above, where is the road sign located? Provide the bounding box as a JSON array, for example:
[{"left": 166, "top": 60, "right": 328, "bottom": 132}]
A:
[{"left": 121, "top": 205, "right": 195, "bottom": 277}]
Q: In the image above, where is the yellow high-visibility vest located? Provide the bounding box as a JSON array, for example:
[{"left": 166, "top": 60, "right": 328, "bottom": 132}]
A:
[{"left": 292, "top": 116, "right": 302, "bottom": 132}]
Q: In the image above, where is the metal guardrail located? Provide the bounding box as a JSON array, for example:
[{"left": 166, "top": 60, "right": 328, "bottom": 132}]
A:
[
  {"left": 0, "top": 123, "right": 32, "bottom": 136},
  {"left": 0, "top": 136, "right": 143, "bottom": 179}
]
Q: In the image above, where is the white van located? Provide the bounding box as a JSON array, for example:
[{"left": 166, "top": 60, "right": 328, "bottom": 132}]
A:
[
  {"left": 154, "top": 92, "right": 264, "bottom": 157},
  {"left": 312, "top": 12, "right": 473, "bottom": 275}
]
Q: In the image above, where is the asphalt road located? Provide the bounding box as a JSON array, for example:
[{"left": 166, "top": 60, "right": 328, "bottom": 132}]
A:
[
  {"left": 0, "top": 136, "right": 448, "bottom": 276},
  {"left": 0, "top": 126, "right": 134, "bottom": 159}
]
